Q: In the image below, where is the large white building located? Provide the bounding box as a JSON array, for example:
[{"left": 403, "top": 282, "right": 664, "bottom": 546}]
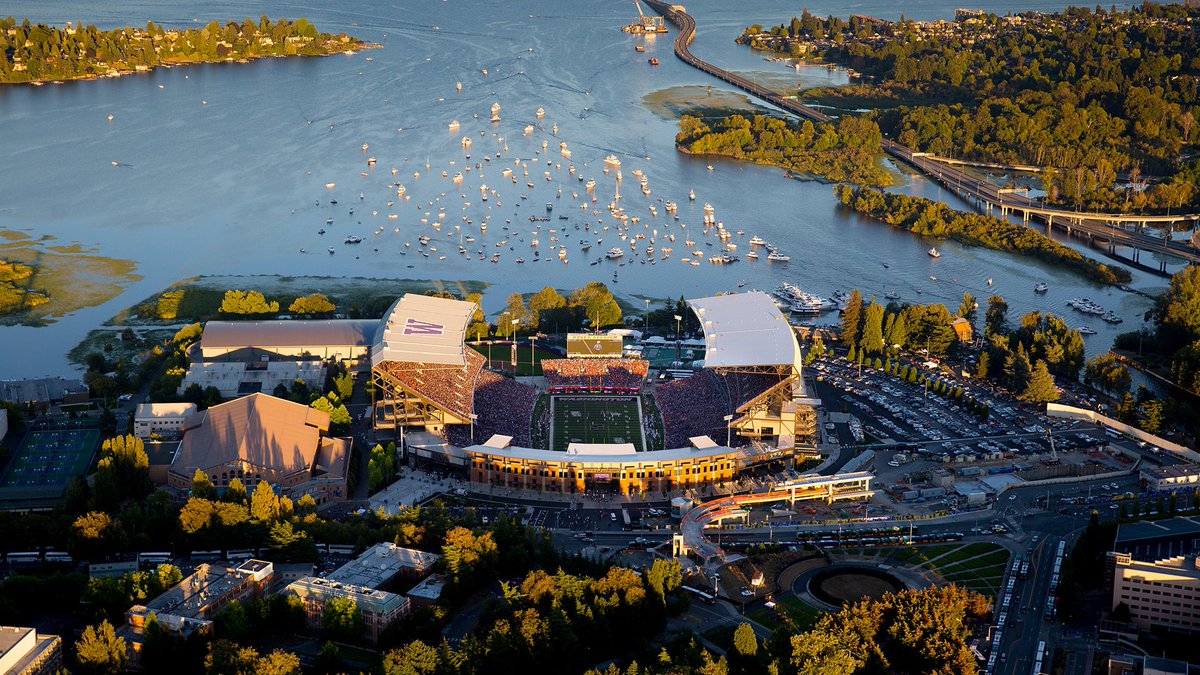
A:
[
  {"left": 133, "top": 402, "right": 197, "bottom": 439},
  {"left": 1110, "top": 552, "right": 1200, "bottom": 632}
]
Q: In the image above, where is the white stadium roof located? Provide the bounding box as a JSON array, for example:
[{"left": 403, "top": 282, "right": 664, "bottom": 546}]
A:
[
  {"left": 687, "top": 292, "right": 799, "bottom": 368},
  {"left": 371, "top": 294, "right": 477, "bottom": 368}
]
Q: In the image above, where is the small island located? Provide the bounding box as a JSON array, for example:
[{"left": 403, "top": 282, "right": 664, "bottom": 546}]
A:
[
  {"left": 0, "top": 16, "right": 372, "bottom": 85},
  {"left": 0, "top": 259, "right": 48, "bottom": 314},
  {"left": 676, "top": 113, "right": 894, "bottom": 186}
]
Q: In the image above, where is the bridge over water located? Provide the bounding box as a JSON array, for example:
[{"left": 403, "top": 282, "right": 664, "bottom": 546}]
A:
[{"left": 644, "top": 0, "right": 1200, "bottom": 274}]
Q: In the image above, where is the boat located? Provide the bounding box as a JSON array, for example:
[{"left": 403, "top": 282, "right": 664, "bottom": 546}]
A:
[
  {"left": 634, "top": 45, "right": 645, "bottom": 53},
  {"left": 448, "top": 120, "right": 460, "bottom": 132},
  {"left": 324, "top": 182, "right": 336, "bottom": 190},
  {"left": 1102, "top": 312, "right": 1124, "bottom": 324},
  {"left": 689, "top": 189, "right": 696, "bottom": 201},
  {"left": 345, "top": 235, "right": 363, "bottom": 244},
  {"left": 586, "top": 179, "right": 597, "bottom": 191},
  {"left": 747, "top": 250, "right": 759, "bottom": 259},
  {"left": 928, "top": 247, "right": 941, "bottom": 258},
  {"left": 606, "top": 247, "right": 625, "bottom": 259},
  {"left": 767, "top": 251, "right": 790, "bottom": 262},
  {"left": 708, "top": 253, "right": 737, "bottom": 264},
  {"left": 328, "top": 247, "right": 335, "bottom": 254},
  {"left": 491, "top": 102, "right": 501, "bottom": 122},
  {"left": 748, "top": 236, "right": 766, "bottom": 246},
  {"left": 1078, "top": 326, "right": 1097, "bottom": 335},
  {"left": 648, "top": 58, "right": 659, "bottom": 65},
  {"left": 536, "top": 107, "right": 545, "bottom": 118},
  {"left": 1034, "top": 282, "right": 1048, "bottom": 293},
  {"left": 885, "top": 291, "right": 901, "bottom": 300}
]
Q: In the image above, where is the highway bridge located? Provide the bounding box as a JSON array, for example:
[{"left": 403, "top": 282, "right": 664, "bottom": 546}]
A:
[{"left": 643, "top": 0, "right": 1200, "bottom": 272}]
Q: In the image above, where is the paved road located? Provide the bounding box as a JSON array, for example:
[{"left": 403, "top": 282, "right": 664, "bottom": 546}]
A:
[{"left": 642, "top": 0, "right": 1200, "bottom": 270}]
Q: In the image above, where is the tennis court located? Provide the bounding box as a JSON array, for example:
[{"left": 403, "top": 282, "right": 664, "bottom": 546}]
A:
[
  {"left": 0, "top": 424, "right": 100, "bottom": 506},
  {"left": 550, "top": 396, "right": 646, "bottom": 452}
]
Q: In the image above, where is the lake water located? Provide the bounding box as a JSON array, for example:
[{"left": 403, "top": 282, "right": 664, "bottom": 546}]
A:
[{"left": 0, "top": 0, "right": 1158, "bottom": 378}]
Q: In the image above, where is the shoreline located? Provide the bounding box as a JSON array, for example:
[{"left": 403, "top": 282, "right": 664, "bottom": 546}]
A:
[{"left": 0, "top": 43, "right": 380, "bottom": 87}]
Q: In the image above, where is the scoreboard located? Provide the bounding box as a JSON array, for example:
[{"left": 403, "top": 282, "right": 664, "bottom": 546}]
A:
[{"left": 566, "top": 333, "right": 624, "bottom": 358}]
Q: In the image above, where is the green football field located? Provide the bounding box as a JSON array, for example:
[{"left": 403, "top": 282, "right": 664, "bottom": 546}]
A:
[{"left": 551, "top": 396, "right": 646, "bottom": 452}]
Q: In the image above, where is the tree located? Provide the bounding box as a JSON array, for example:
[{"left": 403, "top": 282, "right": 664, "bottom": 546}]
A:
[
  {"left": 75, "top": 620, "right": 127, "bottom": 675},
  {"left": 840, "top": 290, "right": 863, "bottom": 346},
  {"left": 733, "top": 623, "right": 758, "bottom": 657},
  {"left": 226, "top": 477, "right": 248, "bottom": 503},
  {"left": 192, "top": 468, "right": 217, "bottom": 500},
  {"left": 884, "top": 311, "right": 908, "bottom": 350},
  {"left": 959, "top": 292, "right": 977, "bottom": 321},
  {"left": 288, "top": 293, "right": 335, "bottom": 315},
  {"left": 859, "top": 300, "right": 885, "bottom": 355},
  {"left": 93, "top": 434, "right": 152, "bottom": 509},
  {"left": 502, "top": 292, "right": 536, "bottom": 333},
  {"left": 1138, "top": 399, "right": 1166, "bottom": 434},
  {"left": 1006, "top": 343, "right": 1033, "bottom": 393},
  {"left": 322, "top": 595, "right": 363, "bottom": 640},
  {"left": 529, "top": 286, "right": 567, "bottom": 328},
  {"left": 1156, "top": 265, "right": 1200, "bottom": 353},
  {"left": 220, "top": 289, "right": 279, "bottom": 315},
  {"left": 570, "top": 282, "right": 622, "bottom": 331},
  {"left": 985, "top": 295, "right": 1008, "bottom": 337},
  {"left": 383, "top": 640, "right": 441, "bottom": 675},
  {"left": 1021, "top": 359, "right": 1060, "bottom": 403},
  {"left": 250, "top": 481, "right": 282, "bottom": 523},
  {"left": 256, "top": 650, "right": 302, "bottom": 675},
  {"left": 1084, "top": 352, "right": 1132, "bottom": 395},
  {"left": 975, "top": 351, "right": 991, "bottom": 380}
]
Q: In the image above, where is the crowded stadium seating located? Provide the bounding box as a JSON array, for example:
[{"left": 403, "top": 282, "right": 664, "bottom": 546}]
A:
[
  {"left": 541, "top": 358, "right": 648, "bottom": 395},
  {"left": 446, "top": 369, "right": 539, "bottom": 447},
  {"left": 654, "top": 371, "right": 781, "bottom": 448},
  {"left": 376, "top": 349, "right": 487, "bottom": 421}
]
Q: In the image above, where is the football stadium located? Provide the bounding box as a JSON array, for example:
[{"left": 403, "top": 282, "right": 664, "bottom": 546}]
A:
[{"left": 362, "top": 291, "right": 822, "bottom": 495}]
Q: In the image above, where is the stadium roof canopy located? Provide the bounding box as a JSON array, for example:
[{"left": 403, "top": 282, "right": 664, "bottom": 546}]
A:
[
  {"left": 687, "top": 292, "right": 799, "bottom": 368},
  {"left": 372, "top": 294, "right": 477, "bottom": 369}
]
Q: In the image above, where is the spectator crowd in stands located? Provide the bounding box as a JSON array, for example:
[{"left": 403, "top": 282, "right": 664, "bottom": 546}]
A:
[
  {"left": 377, "top": 349, "right": 487, "bottom": 421},
  {"left": 446, "top": 369, "right": 539, "bottom": 447},
  {"left": 542, "top": 358, "right": 648, "bottom": 395},
  {"left": 653, "top": 371, "right": 783, "bottom": 448}
]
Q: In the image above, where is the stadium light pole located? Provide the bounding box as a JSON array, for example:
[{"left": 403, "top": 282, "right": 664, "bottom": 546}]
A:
[
  {"left": 674, "top": 314, "right": 682, "bottom": 363},
  {"left": 530, "top": 335, "right": 538, "bottom": 377},
  {"left": 724, "top": 414, "right": 733, "bottom": 447},
  {"left": 644, "top": 298, "right": 650, "bottom": 333},
  {"left": 510, "top": 319, "right": 520, "bottom": 371},
  {"left": 470, "top": 413, "right": 478, "bottom": 444}
]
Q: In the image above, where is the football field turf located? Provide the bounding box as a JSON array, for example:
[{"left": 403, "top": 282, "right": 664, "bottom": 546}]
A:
[{"left": 550, "top": 396, "right": 645, "bottom": 452}]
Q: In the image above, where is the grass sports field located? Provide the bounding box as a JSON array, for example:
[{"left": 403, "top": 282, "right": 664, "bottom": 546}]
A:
[
  {"left": 551, "top": 396, "right": 645, "bottom": 452},
  {"left": 0, "top": 423, "right": 100, "bottom": 506}
]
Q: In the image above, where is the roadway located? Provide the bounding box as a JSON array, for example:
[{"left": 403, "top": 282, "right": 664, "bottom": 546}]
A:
[{"left": 641, "top": 0, "right": 1200, "bottom": 270}]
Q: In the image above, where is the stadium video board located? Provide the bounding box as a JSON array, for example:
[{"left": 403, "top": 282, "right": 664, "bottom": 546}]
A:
[{"left": 566, "top": 333, "right": 624, "bottom": 358}]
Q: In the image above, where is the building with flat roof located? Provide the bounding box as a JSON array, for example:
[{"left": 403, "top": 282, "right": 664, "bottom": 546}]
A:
[
  {"left": 198, "top": 319, "right": 377, "bottom": 362},
  {"left": 134, "top": 402, "right": 197, "bottom": 439},
  {"left": 285, "top": 577, "right": 410, "bottom": 643},
  {"left": 327, "top": 543, "right": 440, "bottom": 589},
  {"left": 168, "top": 393, "right": 350, "bottom": 505},
  {"left": 0, "top": 627, "right": 61, "bottom": 675},
  {"left": 0, "top": 377, "right": 86, "bottom": 405},
  {"left": 1109, "top": 552, "right": 1200, "bottom": 633},
  {"left": 179, "top": 360, "right": 326, "bottom": 399},
  {"left": 405, "top": 573, "right": 445, "bottom": 608},
  {"left": 951, "top": 317, "right": 974, "bottom": 343},
  {"left": 1142, "top": 465, "right": 1200, "bottom": 492},
  {"left": 1114, "top": 518, "right": 1200, "bottom": 561},
  {"left": 121, "top": 560, "right": 273, "bottom": 659}
]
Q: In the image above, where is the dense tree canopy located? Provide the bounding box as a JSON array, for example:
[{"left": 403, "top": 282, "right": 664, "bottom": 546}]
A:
[
  {"left": 0, "top": 16, "right": 363, "bottom": 84},
  {"left": 677, "top": 114, "right": 892, "bottom": 186}
]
